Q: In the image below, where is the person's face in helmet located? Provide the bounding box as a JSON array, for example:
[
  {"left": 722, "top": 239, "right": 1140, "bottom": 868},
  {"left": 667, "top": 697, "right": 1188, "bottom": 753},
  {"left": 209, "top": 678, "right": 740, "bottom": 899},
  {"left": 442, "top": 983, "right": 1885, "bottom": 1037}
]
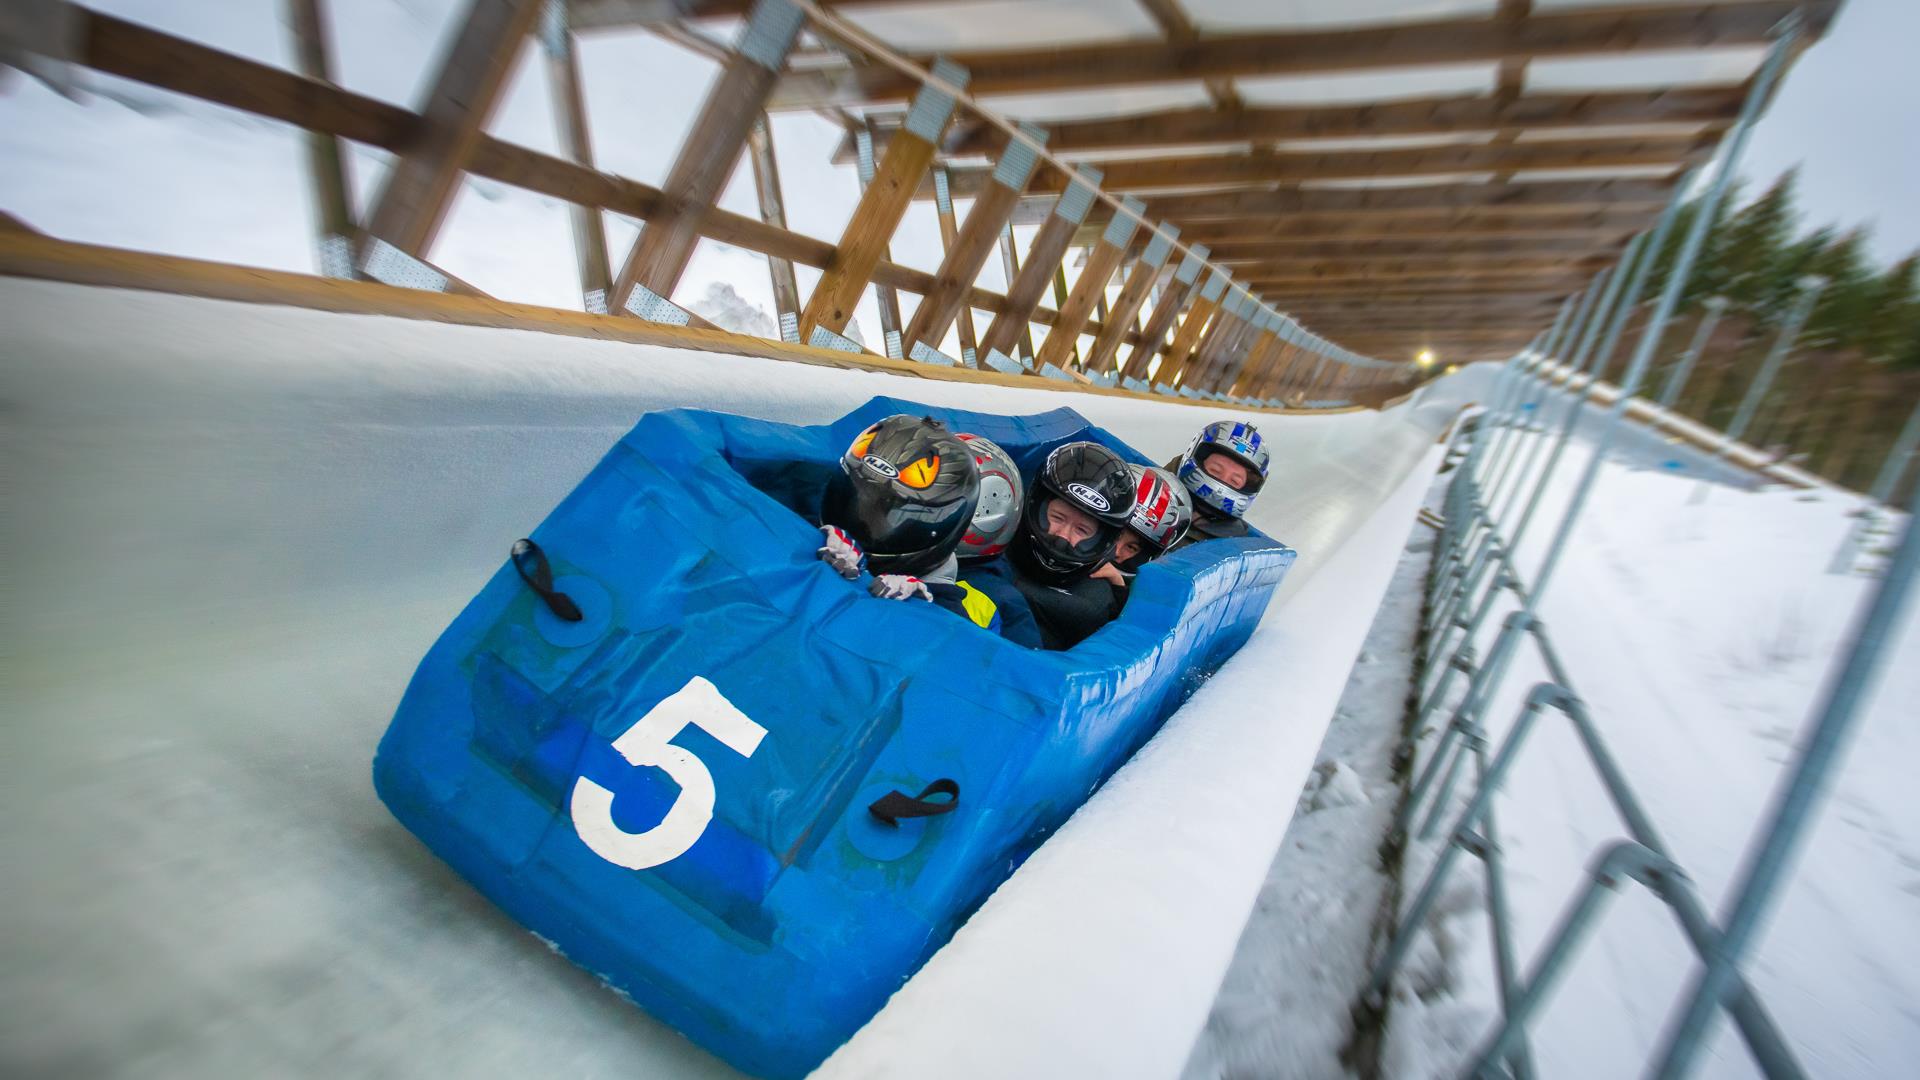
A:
[
  {"left": 1043, "top": 498, "right": 1100, "bottom": 546},
  {"left": 1203, "top": 452, "right": 1250, "bottom": 490},
  {"left": 1112, "top": 531, "right": 1145, "bottom": 564}
]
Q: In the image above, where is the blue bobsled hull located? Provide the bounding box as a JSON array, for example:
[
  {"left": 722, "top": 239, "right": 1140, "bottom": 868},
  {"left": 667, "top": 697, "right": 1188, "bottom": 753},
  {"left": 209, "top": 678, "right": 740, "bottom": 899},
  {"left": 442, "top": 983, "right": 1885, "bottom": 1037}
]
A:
[{"left": 374, "top": 397, "right": 1295, "bottom": 1078}]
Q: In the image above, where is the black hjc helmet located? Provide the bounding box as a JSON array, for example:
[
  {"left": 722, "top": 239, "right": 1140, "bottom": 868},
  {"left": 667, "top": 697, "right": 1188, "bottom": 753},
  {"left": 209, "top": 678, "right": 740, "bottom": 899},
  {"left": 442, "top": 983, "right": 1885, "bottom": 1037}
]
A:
[
  {"left": 822, "top": 414, "right": 980, "bottom": 577},
  {"left": 1010, "top": 440, "right": 1136, "bottom": 584}
]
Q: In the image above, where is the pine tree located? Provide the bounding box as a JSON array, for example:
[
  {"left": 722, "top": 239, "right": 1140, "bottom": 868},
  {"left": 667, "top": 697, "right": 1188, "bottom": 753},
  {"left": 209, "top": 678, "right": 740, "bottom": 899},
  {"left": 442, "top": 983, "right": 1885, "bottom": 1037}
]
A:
[
  {"left": 1862, "top": 256, "right": 1920, "bottom": 368},
  {"left": 1716, "top": 170, "right": 1799, "bottom": 311},
  {"left": 1802, "top": 229, "right": 1875, "bottom": 350}
]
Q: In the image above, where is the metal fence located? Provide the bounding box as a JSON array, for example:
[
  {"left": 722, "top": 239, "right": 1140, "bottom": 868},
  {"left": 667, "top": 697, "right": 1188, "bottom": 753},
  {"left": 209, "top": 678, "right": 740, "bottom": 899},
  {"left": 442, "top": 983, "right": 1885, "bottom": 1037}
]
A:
[{"left": 1358, "top": 13, "right": 1920, "bottom": 1077}]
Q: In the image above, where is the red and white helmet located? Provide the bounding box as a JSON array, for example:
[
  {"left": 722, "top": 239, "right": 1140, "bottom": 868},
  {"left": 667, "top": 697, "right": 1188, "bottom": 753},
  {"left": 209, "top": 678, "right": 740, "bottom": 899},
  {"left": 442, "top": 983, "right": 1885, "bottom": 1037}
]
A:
[
  {"left": 1123, "top": 464, "right": 1193, "bottom": 561},
  {"left": 955, "top": 433, "right": 1024, "bottom": 560}
]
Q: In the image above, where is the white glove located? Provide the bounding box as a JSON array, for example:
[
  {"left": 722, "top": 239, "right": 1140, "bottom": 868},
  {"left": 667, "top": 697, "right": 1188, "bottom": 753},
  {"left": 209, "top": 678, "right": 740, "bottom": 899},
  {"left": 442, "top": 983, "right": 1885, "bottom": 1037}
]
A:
[
  {"left": 818, "top": 525, "right": 864, "bottom": 579},
  {"left": 869, "top": 574, "right": 932, "bottom": 602}
]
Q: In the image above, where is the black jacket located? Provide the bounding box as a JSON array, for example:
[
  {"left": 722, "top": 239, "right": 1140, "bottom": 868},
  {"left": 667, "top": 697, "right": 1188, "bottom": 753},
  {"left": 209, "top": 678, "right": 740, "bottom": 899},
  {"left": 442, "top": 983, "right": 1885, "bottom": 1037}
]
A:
[{"left": 972, "top": 558, "right": 1123, "bottom": 651}]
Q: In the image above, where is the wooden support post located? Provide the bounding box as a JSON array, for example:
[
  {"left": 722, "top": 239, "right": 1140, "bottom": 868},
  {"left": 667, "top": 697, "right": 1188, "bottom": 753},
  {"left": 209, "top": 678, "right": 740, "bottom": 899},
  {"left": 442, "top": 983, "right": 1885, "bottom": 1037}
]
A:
[
  {"left": 1251, "top": 341, "right": 1300, "bottom": 400},
  {"left": 1050, "top": 259, "right": 1078, "bottom": 365},
  {"left": 1153, "top": 267, "right": 1229, "bottom": 386},
  {"left": 852, "top": 120, "right": 906, "bottom": 355},
  {"left": 905, "top": 126, "right": 1045, "bottom": 364},
  {"left": 287, "top": 0, "right": 357, "bottom": 279},
  {"left": 1277, "top": 343, "right": 1319, "bottom": 399},
  {"left": 1214, "top": 302, "right": 1265, "bottom": 391},
  {"left": 1085, "top": 223, "right": 1175, "bottom": 374},
  {"left": 1204, "top": 290, "right": 1263, "bottom": 391},
  {"left": 1182, "top": 291, "right": 1239, "bottom": 390},
  {"left": 998, "top": 223, "right": 1036, "bottom": 362},
  {"left": 1222, "top": 312, "right": 1267, "bottom": 396},
  {"left": 979, "top": 165, "right": 1104, "bottom": 364},
  {"left": 1229, "top": 314, "right": 1282, "bottom": 397},
  {"left": 800, "top": 58, "right": 968, "bottom": 340},
  {"left": 1202, "top": 292, "right": 1262, "bottom": 392},
  {"left": 612, "top": 0, "right": 803, "bottom": 314},
  {"left": 1121, "top": 242, "right": 1208, "bottom": 381},
  {"left": 928, "top": 165, "right": 979, "bottom": 363},
  {"left": 745, "top": 113, "right": 803, "bottom": 341},
  {"left": 1034, "top": 194, "right": 1143, "bottom": 372},
  {"left": 538, "top": 1, "right": 614, "bottom": 312},
  {"left": 359, "top": 0, "right": 542, "bottom": 265}
]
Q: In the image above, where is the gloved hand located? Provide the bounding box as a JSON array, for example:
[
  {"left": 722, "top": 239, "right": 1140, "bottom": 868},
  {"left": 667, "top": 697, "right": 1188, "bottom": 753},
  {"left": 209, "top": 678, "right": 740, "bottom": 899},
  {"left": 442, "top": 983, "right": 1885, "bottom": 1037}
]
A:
[
  {"left": 818, "top": 525, "right": 864, "bottom": 579},
  {"left": 869, "top": 574, "right": 932, "bottom": 602}
]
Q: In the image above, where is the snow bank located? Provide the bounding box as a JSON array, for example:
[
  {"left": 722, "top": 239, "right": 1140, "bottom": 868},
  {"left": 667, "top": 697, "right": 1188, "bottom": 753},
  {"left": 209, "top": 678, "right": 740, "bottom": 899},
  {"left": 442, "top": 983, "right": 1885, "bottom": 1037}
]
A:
[
  {"left": 1388, "top": 432, "right": 1920, "bottom": 1078},
  {"left": 1182, "top": 475, "right": 1444, "bottom": 1080}
]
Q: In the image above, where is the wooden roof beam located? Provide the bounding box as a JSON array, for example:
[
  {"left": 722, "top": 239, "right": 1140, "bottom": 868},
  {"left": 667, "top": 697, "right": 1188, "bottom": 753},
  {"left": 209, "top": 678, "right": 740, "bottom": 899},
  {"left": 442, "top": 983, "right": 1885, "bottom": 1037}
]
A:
[
  {"left": 932, "top": 135, "right": 1712, "bottom": 200},
  {"left": 978, "top": 166, "right": 1107, "bottom": 361},
  {"left": 1293, "top": 319, "right": 1556, "bottom": 335},
  {"left": 1284, "top": 295, "right": 1565, "bottom": 312},
  {"left": 613, "top": 0, "right": 805, "bottom": 311},
  {"left": 566, "top": 0, "right": 962, "bottom": 32},
  {"left": 1085, "top": 228, "right": 1179, "bottom": 374},
  {"left": 63, "top": 8, "right": 1144, "bottom": 344},
  {"left": 1242, "top": 253, "right": 1605, "bottom": 275},
  {"left": 1150, "top": 209, "right": 1657, "bottom": 244},
  {"left": 800, "top": 59, "right": 968, "bottom": 339},
  {"left": 1207, "top": 236, "right": 1626, "bottom": 261},
  {"left": 1121, "top": 244, "right": 1210, "bottom": 381},
  {"left": 903, "top": 129, "right": 1048, "bottom": 360},
  {"left": 768, "top": 1, "right": 1836, "bottom": 108},
  {"left": 1013, "top": 177, "right": 1678, "bottom": 227},
  {"left": 1267, "top": 287, "right": 1579, "bottom": 306},
  {"left": 925, "top": 86, "right": 1747, "bottom": 158},
  {"left": 1034, "top": 196, "right": 1147, "bottom": 371},
  {"left": 358, "top": 0, "right": 543, "bottom": 262},
  {"left": 1135, "top": 0, "right": 1242, "bottom": 109}
]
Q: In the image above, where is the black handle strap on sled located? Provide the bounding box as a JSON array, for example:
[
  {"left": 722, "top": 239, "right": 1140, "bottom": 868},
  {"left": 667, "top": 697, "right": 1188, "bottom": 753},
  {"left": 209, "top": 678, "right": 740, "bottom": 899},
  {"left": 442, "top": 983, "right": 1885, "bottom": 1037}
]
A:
[
  {"left": 511, "top": 539, "right": 583, "bottom": 622},
  {"left": 868, "top": 779, "right": 960, "bottom": 827}
]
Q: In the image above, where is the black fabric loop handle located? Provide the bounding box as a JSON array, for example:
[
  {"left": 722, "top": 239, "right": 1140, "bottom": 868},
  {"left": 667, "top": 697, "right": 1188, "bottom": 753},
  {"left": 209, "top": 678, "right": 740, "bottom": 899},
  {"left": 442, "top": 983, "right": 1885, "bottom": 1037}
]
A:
[
  {"left": 511, "top": 539, "right": 583, "bottom": 622},
  {"left": 868, "top": 779, "right": 960, "bottom": 827}
]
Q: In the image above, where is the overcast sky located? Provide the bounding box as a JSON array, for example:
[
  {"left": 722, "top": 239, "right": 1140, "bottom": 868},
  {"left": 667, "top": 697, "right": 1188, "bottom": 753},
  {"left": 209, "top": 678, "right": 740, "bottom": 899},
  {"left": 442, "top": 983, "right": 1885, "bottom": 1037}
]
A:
[{"left": 1736, "top": 0, "right": 1920, "bottom": 265}]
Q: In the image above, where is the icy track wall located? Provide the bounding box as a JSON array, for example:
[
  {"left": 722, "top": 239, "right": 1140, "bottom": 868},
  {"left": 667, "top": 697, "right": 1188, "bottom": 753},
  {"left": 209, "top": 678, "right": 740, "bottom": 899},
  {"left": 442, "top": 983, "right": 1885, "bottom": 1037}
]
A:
[{"left": 4, "top": 278, "right": 1480, "bottom": 1078}]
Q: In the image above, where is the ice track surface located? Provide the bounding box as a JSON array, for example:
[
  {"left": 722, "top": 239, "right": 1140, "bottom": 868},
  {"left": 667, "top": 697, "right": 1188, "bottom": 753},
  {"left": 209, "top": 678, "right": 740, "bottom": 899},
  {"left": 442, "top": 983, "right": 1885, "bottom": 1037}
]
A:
[{"left": 2, "top": 278, "right": 1480, "bottom": 1077}]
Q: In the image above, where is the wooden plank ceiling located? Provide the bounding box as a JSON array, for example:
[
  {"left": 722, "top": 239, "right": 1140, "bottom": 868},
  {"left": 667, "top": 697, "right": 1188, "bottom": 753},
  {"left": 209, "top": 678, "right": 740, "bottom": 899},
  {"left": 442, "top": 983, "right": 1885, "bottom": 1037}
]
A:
[{"left": 578, "top": 0, "right": 1838, "bottom": 363}]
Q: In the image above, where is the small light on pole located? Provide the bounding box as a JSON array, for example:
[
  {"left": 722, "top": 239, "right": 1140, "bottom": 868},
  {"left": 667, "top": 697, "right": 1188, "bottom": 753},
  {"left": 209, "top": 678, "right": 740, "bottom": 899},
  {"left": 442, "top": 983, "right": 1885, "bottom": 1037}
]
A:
[{"left": 1416, "top": 349, "right": 1436, "bottom": 368}]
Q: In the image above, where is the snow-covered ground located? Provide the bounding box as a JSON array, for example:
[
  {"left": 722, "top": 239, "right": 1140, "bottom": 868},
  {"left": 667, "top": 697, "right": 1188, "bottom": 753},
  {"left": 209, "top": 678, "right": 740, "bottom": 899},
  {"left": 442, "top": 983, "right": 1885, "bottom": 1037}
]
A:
[
  {"left": 1383, "top": 431, "right": 1920, "bottom": 1078},
  {"left": 1182, "top": 474, "right": 1443, "bottom": 1080}
]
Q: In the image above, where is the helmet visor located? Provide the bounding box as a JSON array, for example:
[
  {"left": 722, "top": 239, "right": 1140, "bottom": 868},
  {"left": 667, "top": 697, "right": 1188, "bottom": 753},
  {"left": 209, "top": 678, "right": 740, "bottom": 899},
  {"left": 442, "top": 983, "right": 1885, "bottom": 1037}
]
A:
[{"left": 1025, "top": 494, "right": 1122, "bottom": 572}]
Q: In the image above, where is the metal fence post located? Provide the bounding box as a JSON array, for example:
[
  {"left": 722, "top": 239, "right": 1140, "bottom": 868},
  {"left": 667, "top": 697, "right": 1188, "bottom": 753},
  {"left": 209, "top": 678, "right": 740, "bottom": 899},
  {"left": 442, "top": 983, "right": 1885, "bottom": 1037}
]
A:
[
  {"left": 1865, "top": 397, "right": 1920, "bottom": 506},
  {"left": 1649, "top": 465, "right": 1920, "bottom": 1078},
  {"left": 1481, "top": 300, "right": 1580, "bottom": 501},
  {"left": 1723, "top": 276, "right": 1827, "bottom": 448},
  {"left": 1501, "top": 194, "right": 1686, "bottom": 561},
  {"left": 1658, "top": 297, "right": 1730, "bottom": 410},
  {"left": 1687, "top": 276, "right": 1825, "bottom": 503},
  {"left": 1525, "top": 13, "right": 1800, "bottom": 604}
]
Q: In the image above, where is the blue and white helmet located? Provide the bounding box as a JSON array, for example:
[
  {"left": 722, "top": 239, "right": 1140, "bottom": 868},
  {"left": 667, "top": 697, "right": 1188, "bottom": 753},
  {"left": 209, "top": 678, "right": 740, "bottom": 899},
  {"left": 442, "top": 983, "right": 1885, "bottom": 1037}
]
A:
[{"left": 1175, "top": 420, "right": 1270, "bottom": 519}]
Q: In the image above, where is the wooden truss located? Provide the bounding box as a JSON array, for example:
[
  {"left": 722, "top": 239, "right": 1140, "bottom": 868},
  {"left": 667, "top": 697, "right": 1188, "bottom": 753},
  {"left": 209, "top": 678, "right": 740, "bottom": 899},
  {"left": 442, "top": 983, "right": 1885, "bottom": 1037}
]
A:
[{"left": 38, "top": 0, "right": 1841, "bottom": 400}]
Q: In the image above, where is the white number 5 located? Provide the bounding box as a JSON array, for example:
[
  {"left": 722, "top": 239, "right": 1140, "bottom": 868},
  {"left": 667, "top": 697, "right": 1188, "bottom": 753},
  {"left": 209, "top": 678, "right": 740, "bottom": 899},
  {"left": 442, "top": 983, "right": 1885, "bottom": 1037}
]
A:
[{"left": 569, "top": 676, "right": 767, "bottom": 870}]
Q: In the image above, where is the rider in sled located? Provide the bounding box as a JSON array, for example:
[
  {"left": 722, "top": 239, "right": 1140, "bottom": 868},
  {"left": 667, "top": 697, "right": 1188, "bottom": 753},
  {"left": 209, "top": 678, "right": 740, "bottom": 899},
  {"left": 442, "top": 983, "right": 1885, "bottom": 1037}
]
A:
[
  {"left": 814, "top": 415, "right": 1041, "bottom": 647},
  {"left": 1089, "top": 464, "right": 1193, "bottom": 599},
  {"left": 1167, "top": 420, "right": 1270, "bottom": 549},
  {"left": 970, "top": 440, "right": 1138, "bottom": 651}
]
